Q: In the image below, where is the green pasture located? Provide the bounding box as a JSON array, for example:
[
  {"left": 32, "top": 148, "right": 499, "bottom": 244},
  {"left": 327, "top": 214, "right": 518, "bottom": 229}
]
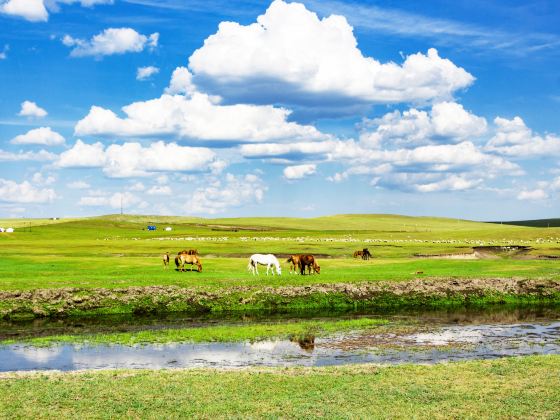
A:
[
  {"left": 0, "top": 214, "right": 559, "bottom": 291},
  {"left": 1, "top": 356, "right": 558, "bottom": 418}
]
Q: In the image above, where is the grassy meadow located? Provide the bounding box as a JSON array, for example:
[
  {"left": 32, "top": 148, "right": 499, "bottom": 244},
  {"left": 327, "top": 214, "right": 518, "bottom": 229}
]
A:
[
  {"left": 0, "top": 213, "right": 559, "bottom": 291},
  {"left": 1, "top": 356, "right": 559, "bottom": 419}
]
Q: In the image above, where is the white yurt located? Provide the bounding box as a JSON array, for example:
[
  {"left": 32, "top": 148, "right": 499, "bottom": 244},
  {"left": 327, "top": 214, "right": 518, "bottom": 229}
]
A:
[
  {"left": 0, "top": 227, "right": 4, "bottom": 232},
  {"left": 6, "top": 228, "right": 14, "bottom": 233},
  {"left": 165, "top": 227, "right": 172, "bottom": 231}
]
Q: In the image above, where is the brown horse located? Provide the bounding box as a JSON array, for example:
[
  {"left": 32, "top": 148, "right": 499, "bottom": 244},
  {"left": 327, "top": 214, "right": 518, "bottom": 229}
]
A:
[
  {"left": 287, "top": 255, "right": 301, "bottom": 274},
  {"left": 162, "top": 252, "right": 170, "bottom": 269},
  {"left": 299, "top": 254, "right": 320, "bottom": 275},
  {"left": 178, "top": 249, "right": 198, "bottom": 256},
  {"left": 353, "top": 250, "right": 363, "bottom": 258},
  {"left": 175, "top": 254, "right": 202, "bottom": 272}
]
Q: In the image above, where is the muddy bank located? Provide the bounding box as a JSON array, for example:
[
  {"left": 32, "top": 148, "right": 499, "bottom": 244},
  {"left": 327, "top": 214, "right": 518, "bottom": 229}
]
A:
[{"left": 1, "top": 278, "right": 560, "bottom": 320}]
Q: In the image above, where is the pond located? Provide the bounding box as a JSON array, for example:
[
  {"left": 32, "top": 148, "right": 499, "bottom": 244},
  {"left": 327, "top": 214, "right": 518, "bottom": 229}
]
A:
[{"left": 1, "top": 305, "right": 559, "bottom": 372}]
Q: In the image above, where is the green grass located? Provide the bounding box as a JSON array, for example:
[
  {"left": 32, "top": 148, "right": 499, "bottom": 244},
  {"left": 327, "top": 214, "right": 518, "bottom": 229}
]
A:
[
  {"left": 1, "top": 355, "right": 558, "bottom": 418},
  {"left": 0, "top": 317, "right": 389, "bottom": 347}
]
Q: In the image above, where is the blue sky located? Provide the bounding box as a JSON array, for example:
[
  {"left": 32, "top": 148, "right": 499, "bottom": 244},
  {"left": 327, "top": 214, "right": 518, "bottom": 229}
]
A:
[{"left": 1, "top": 0, "right": 559, "bottom": 220}]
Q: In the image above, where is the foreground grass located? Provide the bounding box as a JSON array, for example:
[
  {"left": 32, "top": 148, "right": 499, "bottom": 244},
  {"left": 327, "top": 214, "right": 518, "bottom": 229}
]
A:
[
  {"left": 0, "top": 317, "right": 388, "bottom": 347},
  {"left": 1, "top": 355, "right": 558, "bottom": 418}
]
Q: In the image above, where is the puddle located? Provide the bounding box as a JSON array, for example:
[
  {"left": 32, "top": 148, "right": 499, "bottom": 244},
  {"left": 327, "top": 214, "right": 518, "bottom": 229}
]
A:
[{"left": 1, "top": 306, "right": 559, "bottom": 372}]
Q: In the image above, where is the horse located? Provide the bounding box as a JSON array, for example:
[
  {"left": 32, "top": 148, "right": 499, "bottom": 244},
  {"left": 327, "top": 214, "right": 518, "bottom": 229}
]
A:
[
  {"left": 248, "top": 254, "right": 281, "bottom": 276},
  {"left": 287, "top": 255, "right": 301, "bottom": 274},
  {"left": 162, "top": 252, "right": 170, "bottom": 269},
  {"left": 353, "top": 250, "right": 363, "bottom": 258},
  {"left": 299, "top": 255, "right": 320, "bottom": 275},
  {"left": 362, "top": 248, "right": 372, "bottom": 260},
  {"left": 178, "top": 249, "right": 198, "bottom": 256},
  {"left": 175, "top": 253, "right": 202, "bottom": 272}
]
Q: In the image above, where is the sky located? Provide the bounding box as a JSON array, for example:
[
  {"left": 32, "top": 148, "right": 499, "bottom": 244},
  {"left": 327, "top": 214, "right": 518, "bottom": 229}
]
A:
[{"left": 1, "top": 0, "right": 559, "bottom": 221}]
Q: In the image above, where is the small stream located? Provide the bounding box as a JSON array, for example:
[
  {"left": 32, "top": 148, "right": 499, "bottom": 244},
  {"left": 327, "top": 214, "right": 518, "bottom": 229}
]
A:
[{"left": 1, "top": 305, "right": 559, "bottom": 372}]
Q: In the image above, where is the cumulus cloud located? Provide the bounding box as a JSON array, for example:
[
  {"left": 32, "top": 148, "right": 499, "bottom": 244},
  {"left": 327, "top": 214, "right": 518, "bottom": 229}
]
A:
[
  {"left": 165, "top": 67, "right": 198, "bottom": 96},
  {"left": 10, "top": 127, "right": 65, "bottom": 146},
  {"left": 0, "top": 178, "right": 56, "bottom": 203},
  {"left": 188, "top": 0, "right": 474, "bottom": 106},
  {"left": 31, "top": 172, "right": 56, "bottom": 186},
  {"left": 75, "top": 93, "right": 327, "bottom": 143},
  {"left": 0, "top": 149, "right": 56, "bottom": 162},
  {"left": 517, "top": 189, "right": 549, "bottom": 201},
  {"left": 283, "top": 164, "right": 316, "bottom": 180},
  {"left": 57, "top": 140, "right": 106, "bottom": 168},
  {"left": 57, "top": 140, "right": 221, "bottom": 178},
  {"left": 18, "top": 100, "right": 47, "bottom": 118},
  {"left": 63, "top": 28, "right": 159, "bottom": 58},
  {"left": 0, "top": 0, "right": 48, "bottom": 22},
  {"left": 359, "top": 102, "right": 487, "bottom": 148},
  {"left": 136, "top": 65, "right": 159, "bottom": 80},
  {"left": 184, "top": 173, "right": 266, "bottom": 214},
  {"left": 0, "top": 0, "right": 112, "bottom": 22},
  {"left": 485, "top": 116, "right": 560, "bottom": 157}
]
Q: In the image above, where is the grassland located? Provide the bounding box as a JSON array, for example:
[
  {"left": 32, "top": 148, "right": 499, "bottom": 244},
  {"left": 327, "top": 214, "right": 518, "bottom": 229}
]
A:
[
  {"left": 1, "top": 214, "right": 559, "bottom": 318},
  {"left": 1, "top": 355, "right": 558, "bottom": 418},
  {"left": 0, "top": 317, "right": 389, "bottom": 346}
]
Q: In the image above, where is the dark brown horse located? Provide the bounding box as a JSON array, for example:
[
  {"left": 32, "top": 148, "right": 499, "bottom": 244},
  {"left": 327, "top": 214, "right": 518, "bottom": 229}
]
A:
[
  {"left": 362, "top": 248, "right": 372, "bottom": 260},
  {"left": 299, "top": 254, "right": 320, "bottom": 275}
]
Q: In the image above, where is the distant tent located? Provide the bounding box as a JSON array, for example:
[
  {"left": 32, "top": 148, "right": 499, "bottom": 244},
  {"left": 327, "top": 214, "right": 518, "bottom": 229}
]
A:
[
  {"left": 147, "top": 225, "right": 157, "bottom": 231},
  {"left": 165, "top": 227, "right": 172, "bottom": 231},
  {"left": 5, "top": 228, "right": 14, "bottom": 233},
  {"left": 0, "top": 227, "right": 4, "bottom": 232}
]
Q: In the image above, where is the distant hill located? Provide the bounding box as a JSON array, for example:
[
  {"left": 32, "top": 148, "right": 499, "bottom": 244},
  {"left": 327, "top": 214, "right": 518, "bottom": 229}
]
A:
[{"left": 488, "top": 219, "right": 560, "bottom": 228}]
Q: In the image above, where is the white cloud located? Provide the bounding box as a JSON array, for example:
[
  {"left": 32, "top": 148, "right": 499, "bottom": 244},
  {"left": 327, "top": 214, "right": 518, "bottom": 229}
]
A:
[
  {"left": 57, "top": 140, "right": 220, "bottom": 178},
  {"left": 165, "top": 67, "right": 198, "bottom": 96},
  {"left": 18, "top": 100, "right": 47, "bottom": 118},
  {"left": 136, "top": 65, "right": 159, "bottom": 80},
  {"left": 283, "top": 164, "right": 316, "bottom": 180},
  {"left": 0, "top": 149, "right": 56, "bottom": 162},
  {"left": 0, "top": 44, "right": 8, "bottom": 60},
  {"left": 75, "top": 93, "right": 327, "bottom": 143},
  {"left": 184, "top": 173, "right": 266, "bottom": 214},
  {"left": 0, "top": 0, "right": 48, "bottom": 22},
  {"left": 57, "top": 140, "right": 106, "bottom": 168},
  {"left": 1, "top": 0, "right": 112, "bottom": 22},
  {"left": 147, "top": 185, "right": 172, "bottom": 195},
  {"left": 415, "top": 174, "right": 482, "bottom": 193},
  {"left": 517, "top": 189, "right": 549, "bottom": 201},
  {"left": 79, "top": 191, "right": 141, "bottom": 209},
  {"left": 67, "top": 180, "right": 90, "bottom": 189},
  {"left": 31, "top": 172, "right": 56, "bottom": 186},
  {"left": 63, "top": 28, "right": 159, "bottom": 58},
  {"left": 188, "top": 0, "right": 474, "bottom": 106},
  {"left": 359, "top": 102, "right": 487, "bottom": 148},
  {"left": 0, "top": 179, "right": 56, "bottom": 203},
  {"left": 485, "top": 116, "right": 560, "bottom": 157},
  {"left": 10, "top": 127, "right": 65, "bottom": 146},
  {"left": 129, "top": 181, "right": 145, "bottom": 191}
]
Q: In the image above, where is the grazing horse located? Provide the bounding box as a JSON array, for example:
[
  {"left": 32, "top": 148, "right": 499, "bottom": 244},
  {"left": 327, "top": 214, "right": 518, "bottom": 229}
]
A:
[
  {"left": 353, "top": 250, "right": 363, "bottom": 258},
  {"left": 248, "top": 254, "right": 281, "bottom": 276},
  {"left": 287, "top": 255, "right": 301, "bottom": 274},
  {"left": 175, "top": 254, "right": 202, "bottom": 272},
  {"left": 299, "top": 255, "right": 320, "bottom": 275},
  {"left": 362, "top": 248, "right": 372, "bottom": 260},
  {"left": 178, "top": 249, "right": 198, "bottom": 256},
  {"left": 162, "top": 252, "right": 170, "bottom": 269}
]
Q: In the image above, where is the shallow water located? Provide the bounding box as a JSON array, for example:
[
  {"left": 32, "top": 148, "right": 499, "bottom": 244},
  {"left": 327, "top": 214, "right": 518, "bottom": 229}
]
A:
[{"left": 1, "top": 306, "right": 559, "bottom": 372}]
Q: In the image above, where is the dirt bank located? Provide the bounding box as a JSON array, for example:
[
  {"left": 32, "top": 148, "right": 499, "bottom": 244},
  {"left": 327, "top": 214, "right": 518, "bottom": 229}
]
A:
[{"left": 1, "top": 278, "right": 559, "bottom": 320}]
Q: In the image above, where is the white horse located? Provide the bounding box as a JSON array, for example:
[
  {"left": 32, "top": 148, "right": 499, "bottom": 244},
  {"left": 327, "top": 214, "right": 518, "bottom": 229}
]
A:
[{"left": 247, "top": 254, "right": 282, "bottom": 276}]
